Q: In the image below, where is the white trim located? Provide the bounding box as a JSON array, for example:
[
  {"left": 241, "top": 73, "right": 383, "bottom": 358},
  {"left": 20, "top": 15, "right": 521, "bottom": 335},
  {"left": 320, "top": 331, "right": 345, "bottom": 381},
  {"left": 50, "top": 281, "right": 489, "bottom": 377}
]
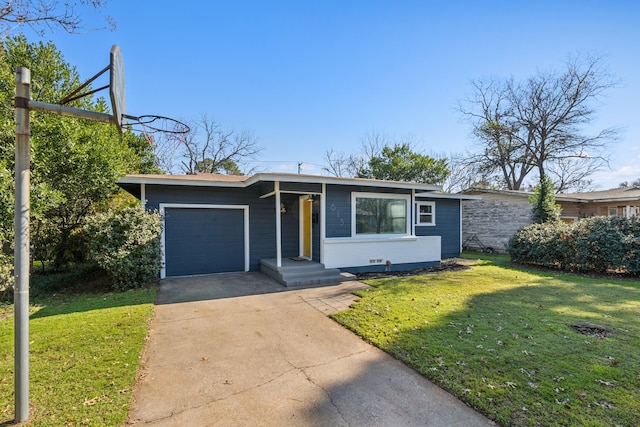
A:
[
  {"left": 323, "top": 235, "right": 441, "bottom": 269},
  {"left": 411, "top": 189, "right": 416, "bottom": 236},
  {"left": 140, "top": 183, "right": 146, "bottom": 210},
  {"left": 320, "top": 183, "right": 326, "bottom": 263},
  {"left": 415, "top": 201, "right": 436, "bottom": 226},
  {"left": 275, "top": 182, "right": 282, "bottom": 267},
  {"left": 416, "top": 191, "right": 481, "bottom": 200},
  {"left": 120, "top": 172, "right": 442, "bottom": 192},
  {"left": 351, "top": 192, "right": 412, "bottom": 237},
  {"left": 299, "top": 196, "right": 313, "bottom": 259},
  {"left": 158, "top": 203, "right": 250, "bottom": 279}
]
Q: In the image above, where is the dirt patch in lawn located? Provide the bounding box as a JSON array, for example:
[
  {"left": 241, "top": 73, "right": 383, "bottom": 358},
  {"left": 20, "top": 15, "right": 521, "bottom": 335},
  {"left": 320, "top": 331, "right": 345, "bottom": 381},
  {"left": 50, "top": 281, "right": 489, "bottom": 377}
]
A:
[{"left": 570, "top": 321, "right": 614, "bottom": 338}]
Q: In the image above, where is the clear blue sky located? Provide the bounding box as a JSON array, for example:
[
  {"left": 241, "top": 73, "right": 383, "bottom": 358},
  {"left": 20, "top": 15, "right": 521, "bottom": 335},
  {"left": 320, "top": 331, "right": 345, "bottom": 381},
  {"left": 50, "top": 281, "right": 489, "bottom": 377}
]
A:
[{"left": 29, "top": 0, "right": 640, "bottom": 189}]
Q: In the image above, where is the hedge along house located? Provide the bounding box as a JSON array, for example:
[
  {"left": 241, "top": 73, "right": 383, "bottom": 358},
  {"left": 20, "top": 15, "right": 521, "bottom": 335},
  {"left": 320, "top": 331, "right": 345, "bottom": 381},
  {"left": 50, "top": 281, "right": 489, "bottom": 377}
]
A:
[{"left": 118, "top": 173, "right": 476, "bottom": 286}]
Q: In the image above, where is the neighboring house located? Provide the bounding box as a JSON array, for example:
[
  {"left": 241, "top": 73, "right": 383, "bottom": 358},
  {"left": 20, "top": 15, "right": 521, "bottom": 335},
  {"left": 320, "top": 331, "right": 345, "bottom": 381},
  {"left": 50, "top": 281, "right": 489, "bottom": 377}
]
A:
[
  {"left": 554, "top": 188, "right": 640, "bottom": 221},
  {"left": 461, "top": 187, "right": 640, "bottom": 253},
  {"left": 118, "top": 172, "right": 476, "bottom": 284}
]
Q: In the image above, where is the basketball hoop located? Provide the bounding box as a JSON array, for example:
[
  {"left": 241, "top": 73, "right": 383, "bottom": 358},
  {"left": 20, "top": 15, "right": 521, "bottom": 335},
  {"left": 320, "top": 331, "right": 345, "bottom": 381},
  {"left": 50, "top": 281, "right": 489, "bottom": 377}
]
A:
[
  {"left": 122, "top": 114, "right": 190, "bottom": 135},
  {"left": 12, "top": 45, "right": 191, "bottom": 422}
]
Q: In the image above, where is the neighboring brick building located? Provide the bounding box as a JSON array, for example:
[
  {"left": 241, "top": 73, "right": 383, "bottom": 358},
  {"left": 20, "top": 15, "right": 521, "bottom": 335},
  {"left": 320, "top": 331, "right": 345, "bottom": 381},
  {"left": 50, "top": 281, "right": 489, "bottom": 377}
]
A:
[
  {"left": 461, "top": 188, "right": 640, "bottom": 253},
  {"left": 461, "top": 189, "right": 532, "bottom": 252}
]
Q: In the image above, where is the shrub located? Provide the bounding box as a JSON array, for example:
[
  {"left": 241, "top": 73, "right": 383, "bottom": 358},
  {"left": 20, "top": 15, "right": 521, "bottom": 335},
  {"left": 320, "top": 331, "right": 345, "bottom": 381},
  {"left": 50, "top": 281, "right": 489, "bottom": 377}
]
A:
[
  {"left": 84, "top": 207, "right": 162, "bottom": 291},
  {"left": 529, "top": 176, "right": 561, "bottom": 224},
  {"left": 508, "top": 216, "right": 640, "bottom": 275},
  {"left": 0, "top": 251, "right": 13, "bottom": 302},
  {"left": 508, "top": 222, "right": 572, "bottom": 269},
  {"left": 572, "top": 216, "right": 626, "bottom": 273},
  {"left": 622, "top": 218, "right": 640, "bottom": 275}
]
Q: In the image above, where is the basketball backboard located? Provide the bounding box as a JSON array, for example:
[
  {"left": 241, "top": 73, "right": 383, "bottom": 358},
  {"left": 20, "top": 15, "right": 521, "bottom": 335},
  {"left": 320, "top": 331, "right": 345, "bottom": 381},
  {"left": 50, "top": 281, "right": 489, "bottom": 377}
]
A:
[{"left": 109, "top": 45, "right": 126, "bottom": 133}]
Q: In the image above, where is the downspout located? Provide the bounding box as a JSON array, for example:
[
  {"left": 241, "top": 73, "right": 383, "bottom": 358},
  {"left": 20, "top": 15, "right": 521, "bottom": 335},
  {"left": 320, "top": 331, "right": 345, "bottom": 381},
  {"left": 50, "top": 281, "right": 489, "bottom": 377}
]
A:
[{"left": 275, "top": 181, "right": 282, "bottom": 267}]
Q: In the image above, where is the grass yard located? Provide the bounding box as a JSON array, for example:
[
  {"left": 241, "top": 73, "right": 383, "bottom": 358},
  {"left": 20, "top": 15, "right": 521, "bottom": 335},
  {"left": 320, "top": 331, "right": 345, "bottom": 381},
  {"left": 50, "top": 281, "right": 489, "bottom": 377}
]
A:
[
  {"left": 331, "top": 253, "right": 640, "bottom": 427},
  {"left": 0, "top": 286, "right": 156, "bottom": 425}
]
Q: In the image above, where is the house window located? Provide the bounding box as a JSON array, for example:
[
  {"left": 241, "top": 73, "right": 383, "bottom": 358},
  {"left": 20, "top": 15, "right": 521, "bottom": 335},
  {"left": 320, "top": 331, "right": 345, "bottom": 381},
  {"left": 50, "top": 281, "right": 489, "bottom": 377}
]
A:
[
  {"left": 415, "top": 201, "right": 436, "bottom": 226},
  {"left": 608, "top": 207, "right": 618, "bottom": 217},
  {"left": 353, "top": 193, "right": 409, "bottom": 236}
]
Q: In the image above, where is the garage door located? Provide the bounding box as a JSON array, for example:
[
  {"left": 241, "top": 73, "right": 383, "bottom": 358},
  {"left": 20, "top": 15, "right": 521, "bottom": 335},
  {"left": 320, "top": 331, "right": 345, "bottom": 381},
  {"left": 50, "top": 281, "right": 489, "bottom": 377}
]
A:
[{"left": 164, "top": 207, "right": 246, "bottom": 277}]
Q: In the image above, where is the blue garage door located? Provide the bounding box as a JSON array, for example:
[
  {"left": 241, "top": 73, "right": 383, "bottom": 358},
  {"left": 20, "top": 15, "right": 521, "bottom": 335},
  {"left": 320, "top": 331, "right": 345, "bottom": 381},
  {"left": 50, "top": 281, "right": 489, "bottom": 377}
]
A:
[{"left": 164, "top": 208, "right": 245, "bottom": 277}]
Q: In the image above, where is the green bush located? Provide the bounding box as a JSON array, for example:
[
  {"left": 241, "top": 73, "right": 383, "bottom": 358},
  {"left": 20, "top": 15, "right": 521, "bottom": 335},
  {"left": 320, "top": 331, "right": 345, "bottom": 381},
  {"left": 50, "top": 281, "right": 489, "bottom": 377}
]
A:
[
  {"left": 508, "top": 216, "right": 640, "bottom": 275},
  {"left": 0, "top": 251, "right": 12, "bottom": 302},
  {"left": 508, "top": 222, "right": 572, "bottom": 269},
  {"left": 84, "top": 207, "right": 162, "bottom": 291}
]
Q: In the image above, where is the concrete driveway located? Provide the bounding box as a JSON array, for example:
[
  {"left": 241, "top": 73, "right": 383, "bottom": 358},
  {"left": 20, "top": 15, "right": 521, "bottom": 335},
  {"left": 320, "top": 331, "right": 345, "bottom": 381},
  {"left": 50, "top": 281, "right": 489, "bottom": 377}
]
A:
[{"left": 127, "top": 273, "right": 494, "bottom": 426}]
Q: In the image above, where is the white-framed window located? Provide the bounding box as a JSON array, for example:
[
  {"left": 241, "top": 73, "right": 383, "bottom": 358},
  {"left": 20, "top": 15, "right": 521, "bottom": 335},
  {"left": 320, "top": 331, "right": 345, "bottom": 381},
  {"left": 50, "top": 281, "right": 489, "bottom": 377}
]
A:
[
  {"left": 352, "top": 192, "right": 410, "bottom": 236},
  {"left": 415, "top": 201, "right": 436, "bottom": 226},
  {"left": 608, "top": 207, "right": 618, "bottom": 217}
]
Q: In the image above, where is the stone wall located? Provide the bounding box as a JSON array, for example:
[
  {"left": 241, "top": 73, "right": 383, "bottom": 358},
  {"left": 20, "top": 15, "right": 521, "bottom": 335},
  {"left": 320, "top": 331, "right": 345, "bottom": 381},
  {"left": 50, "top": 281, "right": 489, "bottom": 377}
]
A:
[{"left": 462, "top": 193, "right": 532, "bottom": 252}]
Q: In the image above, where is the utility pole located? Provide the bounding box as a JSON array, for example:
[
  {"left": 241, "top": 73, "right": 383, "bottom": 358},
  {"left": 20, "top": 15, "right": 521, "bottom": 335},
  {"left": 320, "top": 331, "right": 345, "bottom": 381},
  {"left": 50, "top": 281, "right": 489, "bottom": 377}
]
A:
[{"left": 298, "top": 162, "right": 302, "bottom": 174}]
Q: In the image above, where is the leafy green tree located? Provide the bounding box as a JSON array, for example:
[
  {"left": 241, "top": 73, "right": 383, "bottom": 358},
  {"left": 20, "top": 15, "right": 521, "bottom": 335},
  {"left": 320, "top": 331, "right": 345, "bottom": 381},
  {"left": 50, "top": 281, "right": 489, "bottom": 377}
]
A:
[
  {"left": 357, "top": 143, "right": 450, "bottom": 184},
  {"left": 530, "top": 176, "right": 561, "bottom": 224},
  {"left": 0, "top": 35, "right": 156, "bottom": 272}
]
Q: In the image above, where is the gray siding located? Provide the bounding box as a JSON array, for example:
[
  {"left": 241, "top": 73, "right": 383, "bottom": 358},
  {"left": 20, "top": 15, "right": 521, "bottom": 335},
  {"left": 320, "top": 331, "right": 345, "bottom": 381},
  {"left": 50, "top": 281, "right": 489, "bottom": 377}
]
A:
[
  {"left": 141, "top": 182, "right": 464, "bottom": 274},
  {"left": 280, "top": 193, "right": 300, "bottom": 258},
  {"left": 325, "top": 186, "right": 351, "bottom": 238},
  {"left": 280, "top": 182, "right": 322, "bottom": 193},
  {"left": 325, "top": 185, "right": 413, "bottom": 238},
  {"left": 415, "top": 198, "right": 461, "bottom": 258},
  {"left": 145, "top": 185, "right": 276, "bottom": 271}
]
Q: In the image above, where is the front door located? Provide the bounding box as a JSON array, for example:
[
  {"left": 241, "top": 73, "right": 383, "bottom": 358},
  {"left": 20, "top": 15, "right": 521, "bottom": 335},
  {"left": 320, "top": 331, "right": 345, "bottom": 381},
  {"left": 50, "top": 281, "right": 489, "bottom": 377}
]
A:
[{"left": 299, "top": 196, "right": 313, "bottom": 259}]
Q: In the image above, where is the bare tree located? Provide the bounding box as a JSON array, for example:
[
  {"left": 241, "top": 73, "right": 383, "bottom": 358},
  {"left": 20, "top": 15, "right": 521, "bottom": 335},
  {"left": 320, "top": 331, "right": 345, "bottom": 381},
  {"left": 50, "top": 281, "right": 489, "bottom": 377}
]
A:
[
  {"left": 460, "top": 54, "right": 618, "bottom": 191},
  {"left": 323, "top": 149, "right": 354, "bottom": 177},
  {"left": 148, "top": 131, "right": 182, "bottom": 173},
  {"left": 546, "top": 157, "right": 598, "bottom": 193},
  {"left": 1, "top": 0, "right": 115, "bottom": 35},
  {"left": 443, "top": 152, "right": 500, "bottom": 192},
  {"left": 323, "top": 130, "right": 388, "bottom": 177},
  {"left": 460, "top": 79, "right": 534, "bottom": 190},
  {"left": 173, "top": 116, "right": 262, "bottom": 175}
]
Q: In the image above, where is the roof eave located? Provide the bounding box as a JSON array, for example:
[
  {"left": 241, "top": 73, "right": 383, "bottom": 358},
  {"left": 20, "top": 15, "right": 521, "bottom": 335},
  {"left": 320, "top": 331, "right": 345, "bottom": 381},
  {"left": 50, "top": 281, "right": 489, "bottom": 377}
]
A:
[
  {"left": 119, "top": 173, "right": 443, "bottom": 191},
  {"left": 416, "top": 192, "right": 481, "bottom": 200},
  {"left": 247, "top": 173, "right": 442, "bottom": 191},
  {"left": 118, "top": 175, "right": 247, "bottom": 188}
]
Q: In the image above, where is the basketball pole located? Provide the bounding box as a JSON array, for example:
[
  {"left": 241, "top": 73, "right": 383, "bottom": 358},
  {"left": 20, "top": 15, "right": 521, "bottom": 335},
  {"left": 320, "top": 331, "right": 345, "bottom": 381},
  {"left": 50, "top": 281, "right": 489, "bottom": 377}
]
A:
[
  {"left": 14, "top": 66, "right": 30, "bottom": 423},
  {"left": 12, "top": 65, "right": 113, "bottom": 423}
]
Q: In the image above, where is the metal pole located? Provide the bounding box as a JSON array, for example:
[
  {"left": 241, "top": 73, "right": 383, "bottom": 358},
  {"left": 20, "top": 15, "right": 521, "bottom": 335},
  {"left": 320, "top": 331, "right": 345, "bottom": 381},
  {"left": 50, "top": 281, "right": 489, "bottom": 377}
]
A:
[{"left": 14, "top": 66, "right": 31, "bottom": 423}]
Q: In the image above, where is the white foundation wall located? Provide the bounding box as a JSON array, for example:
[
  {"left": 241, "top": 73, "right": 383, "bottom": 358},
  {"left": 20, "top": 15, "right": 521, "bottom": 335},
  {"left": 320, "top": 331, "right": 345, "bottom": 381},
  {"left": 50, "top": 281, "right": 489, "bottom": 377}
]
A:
[{"left": 322, "top": 236, "right": 441, "bottom": 269}]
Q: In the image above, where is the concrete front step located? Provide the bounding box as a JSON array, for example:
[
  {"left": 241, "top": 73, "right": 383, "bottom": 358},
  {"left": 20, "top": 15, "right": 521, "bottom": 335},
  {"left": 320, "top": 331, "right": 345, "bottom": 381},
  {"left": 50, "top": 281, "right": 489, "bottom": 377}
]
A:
[{"left": 260, "top": 258, "right": 354, "bottom": 288}]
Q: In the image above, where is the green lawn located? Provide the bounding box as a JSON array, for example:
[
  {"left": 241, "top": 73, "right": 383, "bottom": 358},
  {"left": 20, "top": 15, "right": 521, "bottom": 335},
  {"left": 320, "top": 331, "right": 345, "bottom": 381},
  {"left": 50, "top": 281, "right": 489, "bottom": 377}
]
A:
[
  {"left": 0, "top": 286, "right": 156, "bottom": 425},
  {"left": 332, "top": 253, "right": 640, "bottom": 426}
]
